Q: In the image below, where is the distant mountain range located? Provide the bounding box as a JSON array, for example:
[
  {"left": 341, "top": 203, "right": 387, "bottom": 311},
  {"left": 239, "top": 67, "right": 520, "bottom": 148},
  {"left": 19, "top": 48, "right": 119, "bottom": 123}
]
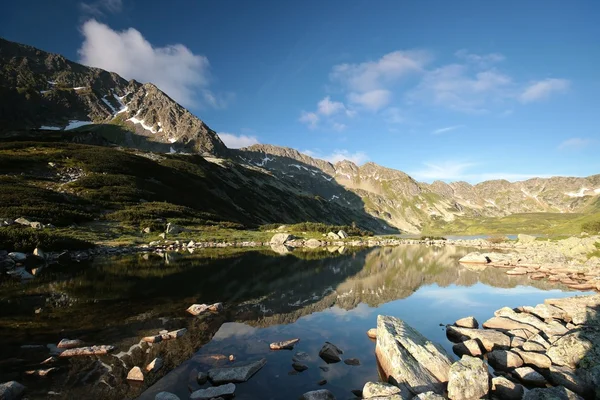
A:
[{"left": 1, "top": 37, "right": 598, "bottom": 233}]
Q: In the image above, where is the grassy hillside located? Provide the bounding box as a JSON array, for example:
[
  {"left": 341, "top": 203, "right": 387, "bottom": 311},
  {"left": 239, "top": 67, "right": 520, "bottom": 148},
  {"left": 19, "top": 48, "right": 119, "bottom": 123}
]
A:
[
  {"left": 423, "top": 206, "right": 600, "bottom": 236},
  {"left": 0, "top": 130, "right": 390, "bottom": 250}
]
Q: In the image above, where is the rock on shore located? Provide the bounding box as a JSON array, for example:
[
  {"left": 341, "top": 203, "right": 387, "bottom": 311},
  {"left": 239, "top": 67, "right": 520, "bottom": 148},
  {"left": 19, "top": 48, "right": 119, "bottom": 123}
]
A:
[{"left": 375, "top": 315, "right": 454, "bottom": 395}]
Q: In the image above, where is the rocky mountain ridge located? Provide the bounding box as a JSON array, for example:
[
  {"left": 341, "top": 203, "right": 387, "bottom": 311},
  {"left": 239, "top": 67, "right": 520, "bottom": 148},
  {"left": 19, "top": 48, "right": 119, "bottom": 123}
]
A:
[
  {"left": 236, "top": 144, "right": 600, "bottom": 233},
  {"left": 0, "top": 37, "right": 225, "bottom": 155}
]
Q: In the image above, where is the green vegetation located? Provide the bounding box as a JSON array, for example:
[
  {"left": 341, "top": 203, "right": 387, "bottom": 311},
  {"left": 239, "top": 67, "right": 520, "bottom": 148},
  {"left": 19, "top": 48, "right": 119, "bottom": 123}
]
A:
[
  {"left": 424, "top": 211, "right": 600, "bottom": 236},
  {"left": 582, "top": 219, "right": 600, "bottom": 234},
  {"left": 0, "top": 225, "right": 93, "bottom": 252},
  {"left": 419, "top": 235, "right": 446, "bottom": 241},
  {"left": 259, "top": 222, "right": 373, "bottom": 237},
  {"left": 588, "top": 242, "right": 600, "bottom": 259}
]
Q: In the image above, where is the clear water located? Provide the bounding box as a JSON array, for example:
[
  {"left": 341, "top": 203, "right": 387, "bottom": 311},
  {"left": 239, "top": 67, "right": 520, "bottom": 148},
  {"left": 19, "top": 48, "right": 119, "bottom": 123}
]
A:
[{"left": 123, "top": 245, "right": 584, "bottom": 400}]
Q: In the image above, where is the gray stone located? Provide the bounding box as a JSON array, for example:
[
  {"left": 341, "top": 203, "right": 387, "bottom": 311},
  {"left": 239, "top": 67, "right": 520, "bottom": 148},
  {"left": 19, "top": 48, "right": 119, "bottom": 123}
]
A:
[
  {"left": 319, "top": 342, "right": 343, "bottom": 363},
  {"left": 337, "top": 230, "right": 349, "bottom": 239},
  {"left": 454, "top": 316, "right": 478, "bottom": 329},
  {"left": 486, "top": 350, "right": 523, "bottom": 370},
  {"left": 548, "top": 365, "right": 593, "bottom": 397},
  {"left": 0, "top": 381, "right": 26, "bottom": 400},
  {"left": 30, "top": 221, "right": 43, "bottom": 229},
  {"left": 483, "top": 316, "right": 540, "bottom": 334},
  {"left": 196, "top": 371, "right": 208, "bottom": 384},
  {"left": 299, "top": 389, "right": 335, "bottom": 400},
  {"left": 512, "top": 348, "right": 551, "bottom": 369},
  {"left": 305, "top": 238, "right": 322, "bottom": 248},
  {"left": 344, "top": 358, "right": 360, "bottom": 366},
  {"left": 8, "top": 252, "right": 27, "bottom": 262},
  {"left": 491, "top": 376, "right": 523, "bottom": 400},
  {"left": 376, "top": 315, "right": 453, "bottom": 395},
  {"left": 522, "top": 386, "right": 583, "bottom": 400},
  {"left": 208, "top": 358, "right": 266, "bottom": 384},
  {"left": 327, "top": 232, "right": 340, "bottom": 240},
  {"left": 155, "top": 392, "right": 180, "bottom": 400},
  {"left": 458, "top": 252, "right": 491, "bottom": 264},
  {"left": 58, "top": 345, "right": 115, "bottom": 357},
  {"left": 186, "top": 303, "right": 222, "bottom": 316},
  {"left": 146, "top": 357, "right": 163, "bottom": 372},
  {"left": 544, "top": 294, "right": 600, "bottom": 325},
  {"left": 270, "top": 338, "right": 299, "bottom": 350},
  {"left": 452, "top": 339, "right": 483, "bottom": 358},
  {"left": 57, "top": 338, "right": 84, "bottom": 349},
  {"left": 513, "top": 366, "right": 546, "bottom": 386},
  {"left": 494, "top": 307, "right": 568, "bottom": 336},
  {"left": 270, "top": 233, "right": 292, "bottom": 245},
  {"left": 547, "top": 331, "right": 594, "bottom": 368},
  {"left": 362, "top": 382, "right": 401, "bottom": 398},
  {"left": 518, "top": 234, "right": 536, "bottom": 243},
  {"left": 165, "top": 223, "right": 182, "bottom": 234},
  {"left": 190, "top": 383, "right": 235, "bottom": 400},
  {"left": 292, "top": 362, "right": 308, "bottom": 372},
  {"left": 127, "top": 366, "right": 144, "bottom": 381},
  {"left": 447, "top": 355, "right": 489, "bottom": 400},
  {"left": 445, "top": 325, "right": 510, "bottom": 352},
  {"left": 415, "top": 392, "right": 445, "bottom": 400},
  {"left": 292, "top": 352, "right": 311, "bottom": 362},
  {"left": 14, "top": 217, "right": 32, "bottom": 227}
]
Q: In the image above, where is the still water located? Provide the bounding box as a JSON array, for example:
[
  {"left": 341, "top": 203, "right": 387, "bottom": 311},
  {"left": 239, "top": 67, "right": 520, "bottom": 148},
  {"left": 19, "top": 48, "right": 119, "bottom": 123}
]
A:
[{"left": 0, "top": 245, "right": 585, "bottom": 399}]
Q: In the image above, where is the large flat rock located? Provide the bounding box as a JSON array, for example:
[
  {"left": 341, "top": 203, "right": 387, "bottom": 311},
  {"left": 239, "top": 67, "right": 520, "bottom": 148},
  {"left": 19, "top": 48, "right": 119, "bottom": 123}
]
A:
[
  {"left": 376, "top": 315, "right": 454, "bottom": 395},
  {"left": 190, "top": 383, "right": 235, "bottom": 400},
  {"left": 445, "top": 325, "right": 510, "bottom": 352},
  {"left": 545, "top": 294, "right": 600, "bottom": 325}
]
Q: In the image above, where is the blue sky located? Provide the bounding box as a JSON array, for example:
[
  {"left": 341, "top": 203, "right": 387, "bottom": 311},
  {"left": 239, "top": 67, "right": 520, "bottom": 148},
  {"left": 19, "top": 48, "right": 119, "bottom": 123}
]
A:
[{"left": 2, "top": 0, "right": 599, "bottom": 182}]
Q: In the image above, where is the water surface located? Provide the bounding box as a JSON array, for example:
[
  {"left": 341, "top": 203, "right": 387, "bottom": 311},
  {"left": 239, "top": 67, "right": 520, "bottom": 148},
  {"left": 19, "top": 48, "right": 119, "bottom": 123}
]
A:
[{"left": 0, "top": 245, "right": 586, "bottom": 399}]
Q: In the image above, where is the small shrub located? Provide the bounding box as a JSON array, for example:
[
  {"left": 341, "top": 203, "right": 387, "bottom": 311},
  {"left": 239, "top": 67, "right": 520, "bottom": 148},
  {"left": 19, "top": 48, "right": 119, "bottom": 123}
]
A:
[
  {"left": 0, "top": 226, "right": 94, "bottom": 252},
  {"left": 486, "top": 235, "right": 507, "bottom": 244},
  {"left": 420, "top": 235, "right": 447, "bottom": 241},
  {"left": 582, "top": 220, "right": 600, "bottom": 234}
]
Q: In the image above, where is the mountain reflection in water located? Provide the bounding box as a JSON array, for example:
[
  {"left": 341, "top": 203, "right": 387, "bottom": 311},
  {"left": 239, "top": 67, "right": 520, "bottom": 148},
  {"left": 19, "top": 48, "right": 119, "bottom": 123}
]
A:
[{"left": 131, "top": 245, "right": 578, "bottom": 400}]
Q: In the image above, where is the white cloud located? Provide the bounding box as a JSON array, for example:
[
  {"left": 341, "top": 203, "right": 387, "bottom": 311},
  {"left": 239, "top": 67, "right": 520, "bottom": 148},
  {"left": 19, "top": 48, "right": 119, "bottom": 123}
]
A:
[
  {"left": 300, "top": 96, "right": 352, "bottom": 129},
  {"left": 520, "top": 78, "right": 570, "bottom": 103},
  {"left": 455, "top": 49, "right": 505, "bottom": 66},
  {"left": 432, "top": 125, "right": 464, "bottom": 135},
  {"left": 317, "top": 96, "right": 346, "bottom": 116},
  {"left": 301, "top": 149, "right": 369, "bottom": 165},
  {"left": 331, "top": 50, "right": 431, "bottom": 92},
  {"left": 409, "top": 64, "right": 513, "bottom": 113},
  {"left": 217, "top": 133, "right": 259, "bottom": 149},
  {"left": 332, "top": 122, "right": 347, "bottom": 132},
  {"left": 299, "top": 111, "right": 319, "bottom": 129},
  {"left": 558, "top": 137, "right": 594, "bottom": 150},
  {"left": 80, "top": 0, "right": 122, "bottom": 15},
  {"left": 411, "top": 161, "right": 551, "bottom": 183},
  {"left": 78, "top": 20, "right": 226, "bottom": 108},
  {"left": 348, "top": 89, "right": 392, "bottom": 111}
]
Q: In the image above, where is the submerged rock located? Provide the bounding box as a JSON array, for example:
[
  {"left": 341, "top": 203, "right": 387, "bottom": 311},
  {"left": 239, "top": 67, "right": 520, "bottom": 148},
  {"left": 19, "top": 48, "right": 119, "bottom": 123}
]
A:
[
  {"left": 292, "top": 362, "right": 308, "bottom": 372},
  {"left": 376, "top": 315, "right": 453, "bottom": 395},
  {"left": 208, "top": 358, "right": 266, "bottom": 384},
  {"left": 319, "top": 342, "right": 343, "bottom": 363},
  {"left": 270, "top": 338, "right": 299, "bottom": 350},
  {"left": 190, "top": 383, "right": 235, "bottom": 400},
  {"left": 447, "top": 355, "right": 489, "bottom": 400},
  {"left": 0, "top": 381, "right": 25, "bottom": 400},
  {"left": 155, "top": 392, "right": 180, "bottom": 400},
  {"left": 299, "top": 389, "right": 335, "bottom": 400},
  {"left": 292, "top": 352, "right": 311, "bottom": 362},
  {"left": 344, "top": 358, "right": 360, "bottom": 366}
]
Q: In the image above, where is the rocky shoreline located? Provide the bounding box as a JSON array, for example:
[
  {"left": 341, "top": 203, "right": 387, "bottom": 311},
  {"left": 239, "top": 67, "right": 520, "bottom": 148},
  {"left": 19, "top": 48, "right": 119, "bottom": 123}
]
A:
[{"left": 364, "top": 293, "right": 600, "bottom": 400}]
